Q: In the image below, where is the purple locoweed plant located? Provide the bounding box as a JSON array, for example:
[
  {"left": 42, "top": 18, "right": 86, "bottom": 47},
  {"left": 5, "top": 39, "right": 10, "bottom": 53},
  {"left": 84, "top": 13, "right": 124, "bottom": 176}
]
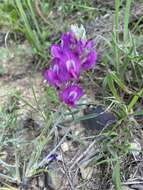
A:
[{"left": 44, "top": 24, "right": 97, "bottom": 107}]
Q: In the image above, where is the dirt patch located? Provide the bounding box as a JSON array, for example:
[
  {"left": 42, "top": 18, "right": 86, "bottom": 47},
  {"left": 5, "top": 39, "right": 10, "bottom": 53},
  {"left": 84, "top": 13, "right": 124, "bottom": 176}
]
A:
[{"left": 0, "top": 39, "right": 44, "bottom": 105}]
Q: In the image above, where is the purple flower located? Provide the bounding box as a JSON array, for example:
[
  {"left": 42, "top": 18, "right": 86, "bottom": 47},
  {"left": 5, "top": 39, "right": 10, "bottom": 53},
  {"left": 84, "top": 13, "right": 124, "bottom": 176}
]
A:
[
  {"left": 44, "top": 69, "right": 57, "bottom": 87},
  {"left": 47, "top": 154, "right": 58, "bottom": 161},
  {"left": 51, "top": 42, "right": 81, "bottom": 80},
  {"left": 44, "top": 60, "right": 69, "bottom": 87},
  {"left": 44, "top": 59, "right": 61, "bottom": 87},
  {"left": 52, "top": 60, "right": 70, "bottom": 83},
  {"left": 44, "top": 26, "right": 97, "bottom": 107},
  {"left": 59, "top": 85, "right": 83, "bottom": 107},
  {"left": 61, "top": 32, "right": 85, "bottom": 56},
  {"left": 61, "top": 32, "right": 76, "bottom": 50},
  {"left": 61, "top": 51, "right": 81, "bottom": 79},
  {"left": 51, "top": 44, "right": 62, "bottom": 58},
  {"left": 85, "top": 39, "right": 94, "bottom": 50},
  {"left": 82, "top": 50, "right": 97, "bottom": 70}
]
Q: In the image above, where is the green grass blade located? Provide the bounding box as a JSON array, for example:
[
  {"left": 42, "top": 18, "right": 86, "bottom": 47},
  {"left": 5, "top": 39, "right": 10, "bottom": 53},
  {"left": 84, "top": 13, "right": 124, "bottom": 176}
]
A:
[
  {"left": 109, "top": 71, "right": 131, "bottom": 93},
  {"left": 124, "top": 0, "right": 132, "bottom": 43},
  {"left": 114, "top": 0, "right": 121, "bottom": 73},
  {"left": 112, "top": 159, "right": 122, "bottom": 190},
  {"left": 15, "top": 0, "right": 41, "bottom": 51},
  {"left": 26, "top": 0, "right": 42, "bottom": 39},
  {"left": 128, "top": 87, "right": 143, "bottom": 112},
  {"left": 107, "top": 73, "right": 121, "bottom": 101}
]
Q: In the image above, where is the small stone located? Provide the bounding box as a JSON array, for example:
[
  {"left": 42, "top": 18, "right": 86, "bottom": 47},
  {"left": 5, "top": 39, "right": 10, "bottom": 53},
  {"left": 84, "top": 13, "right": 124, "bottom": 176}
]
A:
[
  {"left": 129, "top": 139, "right": 141, "bottom": 156},
  {"left": 38, "top": 177, "right": 45, "bottom": 188},
  {"left": 61, "top": 142, "right": 69, "bottom": 152},
  {"left": 80, "top": 166, "right": 93, "bottom": 180}
]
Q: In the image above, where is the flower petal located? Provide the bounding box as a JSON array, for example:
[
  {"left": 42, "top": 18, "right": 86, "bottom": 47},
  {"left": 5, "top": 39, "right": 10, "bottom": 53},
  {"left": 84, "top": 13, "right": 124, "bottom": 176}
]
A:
[
  {"left": 61, "top": 32, "right": 77, "bottom": 50},
  {"left": 47, "top": 154, "right": 58, "bottom": 161},
  {"left": 85, "top": 40, "right": 94, "bottom": 50},
  {"left": 76, "top": 40, "right": 85, "bottom": 55},
  {"left": 44, "top": 69, "right": 61, "bottom": 87},
  {"left": 82, "top": 51, "right": 97, "bottom": 70},
  {"left": 63, "top": 51, "right": 81, "bottom": 79},
  {"left": 44, "top": 69, "right": 54, "bottom": 84},
  {"left": 51, "top": 45, "right": 62, "bottom": 58},
  {"left": 59, "top": 85, "right": 83, "bottom": 107}
]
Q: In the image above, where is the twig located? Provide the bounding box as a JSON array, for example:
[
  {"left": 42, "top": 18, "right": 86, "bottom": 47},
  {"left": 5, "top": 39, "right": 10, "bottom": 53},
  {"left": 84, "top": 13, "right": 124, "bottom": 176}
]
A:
[
  {"left": 122, "top": 181, "right": 143, "bottom": 185},
  {"left": 69, "top": 139, "right": 96, "bottom": 170},
  {"left": 5, "top": 31, "right": 10, "bottom": 49},
  {"left": 60, "top": 150, "right": 75, "bottom": 190},
  {"left": 38, "top": 127, "right": 71, "bottom": 168},
  {"left": 68, "top": 150, "right": 81, "bottom": 165},
  {"left": 35, "top": 0, "right": 50, "bottom": 24}
]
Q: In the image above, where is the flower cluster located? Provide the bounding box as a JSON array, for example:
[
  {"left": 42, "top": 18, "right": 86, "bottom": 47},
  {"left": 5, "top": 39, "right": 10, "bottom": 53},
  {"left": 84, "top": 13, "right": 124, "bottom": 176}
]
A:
[{"left": 44, "top": 25, "right": 97, "bottom": 107}]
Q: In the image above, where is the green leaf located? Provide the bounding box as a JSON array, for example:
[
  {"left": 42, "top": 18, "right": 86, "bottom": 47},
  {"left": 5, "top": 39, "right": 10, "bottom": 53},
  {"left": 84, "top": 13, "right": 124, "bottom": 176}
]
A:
[
  {"left": 124, "top": 0, "right": 132, "bottom": 43},
  {"left": 107, "top": 73, "right": 120, "bottom": 101},
  {"left": 112, "top": 160, "right": 122, "bottom": 190},
  {"left": 128, "top": 88, "right": 143, "bottom": 112}
]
